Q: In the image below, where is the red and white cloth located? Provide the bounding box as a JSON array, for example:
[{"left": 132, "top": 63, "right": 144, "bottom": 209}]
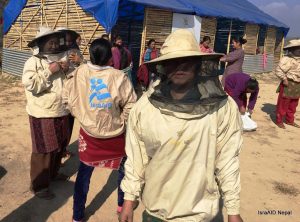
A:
[{"left": 78, "top": 128, "right": 126, "bottom": 170}]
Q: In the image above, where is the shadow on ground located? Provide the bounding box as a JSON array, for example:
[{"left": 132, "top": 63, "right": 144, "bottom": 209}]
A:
[
  {"left": 0, "top": 165, "right": 7, "bottom": 180},
  {"left": 0, "top": 141, "right": 79, "bottom": 222},
  {"left": 261, "top": 103, "right": 277, "bottom": 124},
  {"left": 85, "top": 170, "right": 119, "bottom": 221}
]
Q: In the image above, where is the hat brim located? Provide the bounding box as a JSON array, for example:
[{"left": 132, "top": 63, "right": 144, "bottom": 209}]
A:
[
  {"left": 283, "top": 44, "right": 300, "bottom": 50},
  {"left": 27, "top": 31, "right": 63, "bottom": 48},
  {"left": 145, "top": 51, "right": 224, "bottom": 64}
]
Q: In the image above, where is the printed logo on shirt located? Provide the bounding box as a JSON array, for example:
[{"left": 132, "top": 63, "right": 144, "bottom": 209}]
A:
[{"left": 89, "top": 78, "right": 113, "bottom": 109}]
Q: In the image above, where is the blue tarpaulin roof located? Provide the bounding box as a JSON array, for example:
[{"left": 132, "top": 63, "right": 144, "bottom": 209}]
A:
[{"left": 4, "top": 0, "right": 289, "bottom": 35}]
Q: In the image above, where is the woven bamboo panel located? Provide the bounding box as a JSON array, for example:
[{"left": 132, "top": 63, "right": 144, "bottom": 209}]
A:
[
  {"left": 274, "top": 30, "right": 284, "bottom": 68},
  {"left": 140, "top": 7, "right": 173, "bottom": 64},
  {"left": 264, "top": 27, "right": 276, "bottom": 54},
  {"left": 244, "top": 24, "right": 259, "bottom": 55},
  {"left": 4, "top": 0, "right": 106, "bottom": 59},
  {"left": 200, "top": 17, "right": 217, "bottom": 48}
]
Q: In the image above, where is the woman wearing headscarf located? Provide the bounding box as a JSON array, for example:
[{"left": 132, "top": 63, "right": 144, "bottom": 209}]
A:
[
  {"left": 22, "top": 27, "right": 73, "bottom": 199},
  {"left": 120, "top": 29, "right": 243, "bottom": 222},
  {"left": 63, "top": 38, "right": 137, "bottom": 222},
  {"left": 220, "top": 36, "right": 247, "bottom": 85}
]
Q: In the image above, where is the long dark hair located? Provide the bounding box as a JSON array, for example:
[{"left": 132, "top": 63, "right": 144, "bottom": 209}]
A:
[
  {"left": 147, "top": 39, "right": 156, "bottom": 47},
  {"left": 232, "top": 36, "right": 247, "bottom": 45},
  {"left": 200, "top": 36, "right": 211, "bottom": 44}
]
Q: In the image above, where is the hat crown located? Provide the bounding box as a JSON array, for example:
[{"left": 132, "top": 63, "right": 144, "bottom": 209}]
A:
[
  {"left": 35, "top": 26, "right": 55, "bottom": 39},
  {"left": 288, "top": 39, "right": 300, "bottom": 45},
  {"left": 160, "top": 29, "right": 201, "bottom": 56}
]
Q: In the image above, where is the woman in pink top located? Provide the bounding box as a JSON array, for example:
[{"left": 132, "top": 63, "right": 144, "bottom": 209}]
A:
[{"left": 199, "top": 36, "right": 214, "bottom": 53}]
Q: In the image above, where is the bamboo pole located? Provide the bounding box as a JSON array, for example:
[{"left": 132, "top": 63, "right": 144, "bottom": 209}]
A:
[
  {"left": 52, "top": 5, "right": 65, "bottom": 29},
  {"left": 20, "top": 11, "right": 23, "bottom": 50},
  {"left": 82, "top": 24, "right": 100, "bottom": 54},
  {"left": 280, "top": 35, "right": 285, "bottom": 58},
  {"left": 41, "top": 0, "right": 43, "bottom": 26},
  {"left": 73, "top": 0, "right": 87, "bottom": 45},
  {"left": 139, "top": 8, "right": 148, "bottom": 65},
  {"left": 66, "top": 0, "right": 68, "bottom": 27},
  {"left": 226, "top": 20, "right": 233, "bottom": 54},
  {"left": 225, "top": 20, "right": 233, "bottom": 68}
]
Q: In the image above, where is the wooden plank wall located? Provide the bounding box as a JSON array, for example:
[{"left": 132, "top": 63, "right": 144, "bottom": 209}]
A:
[
  {"left": 140, "top": 7, "right": 173, "bottom": 64},
  {"left": 264, "top": 26, "right": 276, "bottom": 54},
  {"left": 4, "top": 0, "right": 106, "bottom": 58},
  {"left": 200, "top": 17, "right": 217, "bottom": 48},
  {"left": 244, "top": 24, "right": 259, "bottom": 55}
]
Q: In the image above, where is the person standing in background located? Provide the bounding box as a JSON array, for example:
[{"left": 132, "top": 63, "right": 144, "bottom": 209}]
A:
[
  {"left": 275, "top": 39, "right": 300, "bottom": 129},
  {"left": 137, "top": 39, "right": 159, "bottom": 91},
  {"left": 199, "top": 36, "right": 214, "bottom": 53},
  {"left": 220, "top": 36, "right": 247, "bottom": 85}
]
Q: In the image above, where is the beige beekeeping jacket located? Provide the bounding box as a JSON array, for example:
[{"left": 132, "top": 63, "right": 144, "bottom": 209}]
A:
[
  {"left": 121, "top": 94, "right": 243, "bottom": 222},
  {"left": 275, "top": 55, "right": 300, "bottom": 82},
  {"left": 63, "top": 63, "right": 137, "bottom": 138},
  {"left": 22, "top": 56, "right": 69, "bottom": 118}
]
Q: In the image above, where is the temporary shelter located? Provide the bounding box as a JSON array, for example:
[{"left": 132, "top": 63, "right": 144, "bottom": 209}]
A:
[{"left": 2, "top": 0, "right": 289, "bottom": 76}]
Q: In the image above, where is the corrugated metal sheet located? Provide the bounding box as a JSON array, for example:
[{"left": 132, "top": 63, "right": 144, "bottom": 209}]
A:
[
  {"left": 243, "top": 54, "right": 274, "bottom": 74},
  {"left": 2, "top": 48, "right": 31, "bottom": 76}
]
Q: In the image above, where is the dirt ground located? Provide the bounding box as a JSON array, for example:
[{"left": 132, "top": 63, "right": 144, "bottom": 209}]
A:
[{"left": 0, "top": 72, "right": 299, "bottom": 222}]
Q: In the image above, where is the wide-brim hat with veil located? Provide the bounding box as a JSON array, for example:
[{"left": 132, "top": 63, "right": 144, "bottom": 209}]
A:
[
  {"left": 284, "top": 39, "right": 300, "bottom": 50},
  {"left": 27, "top": 26, "right": 63, "bottom": 48},
  {"left": 145, "top": 29, "right": 228, "bottom": 115}
]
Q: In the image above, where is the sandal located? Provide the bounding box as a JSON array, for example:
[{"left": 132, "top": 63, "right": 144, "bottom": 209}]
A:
[
  {"left": 286, "top": 122, "right": 300, "bottom": 128},
  {"left": 34, "top": 189, "right": 55, "bottom": 200},
  {"left": 276, "top": 123, "right": 285, "bottom": 129}
]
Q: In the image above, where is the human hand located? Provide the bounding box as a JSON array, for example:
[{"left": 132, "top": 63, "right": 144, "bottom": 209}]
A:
[
  {"left": 283, "top": 79, "right": 288, "bottom": 87},
  {"left": 119, "top": 200, "right": 134, "bottom": 222},
  {"left": 48, "top": 62, "right": 61, "bottom": 74},
  {"left": 59, "top": 61, "right": 70, "bottom": 73},
  {"left": 220, "top": 56, "right": 226, "bottom": 62},
  {"left": 240, "top": 106, "right": 246, "bottom": 115},
  {"left": 69, "top": 53, "right": 82, "bottom": 64},
  {"left": 228, "top": 215, "right": 243, "bottom": 222}
]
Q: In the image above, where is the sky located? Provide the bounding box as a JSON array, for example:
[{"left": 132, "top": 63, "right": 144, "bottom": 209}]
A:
[{"left": 248, "top": 0, "right": 300, "bottom": 37}]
